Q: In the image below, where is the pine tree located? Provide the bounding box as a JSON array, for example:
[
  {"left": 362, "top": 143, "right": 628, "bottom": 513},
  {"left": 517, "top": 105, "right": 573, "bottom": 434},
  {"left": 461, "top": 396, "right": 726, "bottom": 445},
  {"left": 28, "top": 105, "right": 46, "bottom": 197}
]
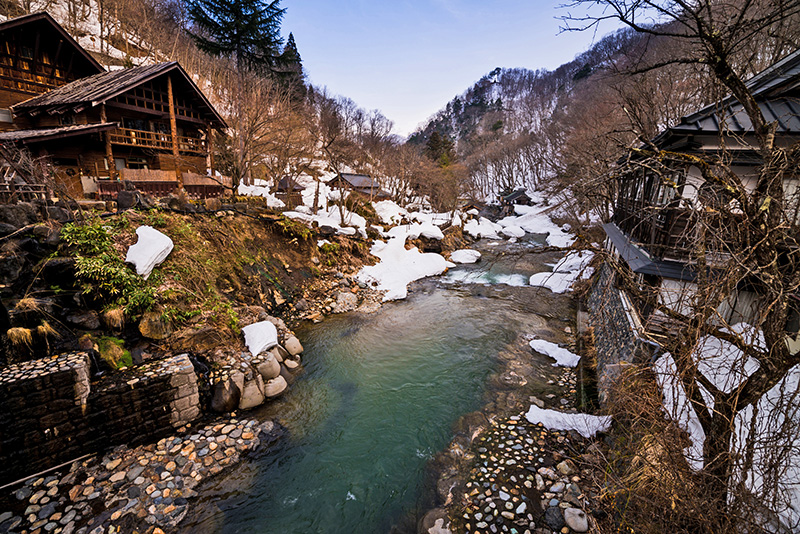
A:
[
  {"left": 187, "top": 0, "right": 286, "bottom": 73},
  {"left": 275, "top": 32, "right": 306, "bottom": 99}
]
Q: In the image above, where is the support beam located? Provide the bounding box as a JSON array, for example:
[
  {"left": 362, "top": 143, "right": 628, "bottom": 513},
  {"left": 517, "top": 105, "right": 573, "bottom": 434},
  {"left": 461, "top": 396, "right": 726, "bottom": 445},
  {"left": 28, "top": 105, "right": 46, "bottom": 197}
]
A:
[
  {"left": 206, "top": 125, "right": 214, "bottom": 180},
  {"left": 100, "top": 104, "right": 115, "bottom": 180},
  {"left": 167, "top": 74, "right": 183, "bottom": 189}
]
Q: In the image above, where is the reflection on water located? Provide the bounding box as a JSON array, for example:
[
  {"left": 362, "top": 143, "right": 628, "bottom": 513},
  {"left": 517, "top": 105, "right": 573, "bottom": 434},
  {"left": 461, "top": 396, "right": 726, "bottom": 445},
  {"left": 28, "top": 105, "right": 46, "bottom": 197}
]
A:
[{"left": 180, "top": 289, "right": 523, "bottom": 534}]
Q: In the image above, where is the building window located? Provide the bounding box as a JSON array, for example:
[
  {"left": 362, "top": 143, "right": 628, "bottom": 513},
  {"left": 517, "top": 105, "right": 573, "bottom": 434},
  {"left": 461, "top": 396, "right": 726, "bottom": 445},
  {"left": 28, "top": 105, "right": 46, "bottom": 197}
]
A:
[
  {"left": 127, "top": 157, "right": 149, "bottom": 170},
  {"left": 59, "top": 115, "right": 76, "bottom": 126}
]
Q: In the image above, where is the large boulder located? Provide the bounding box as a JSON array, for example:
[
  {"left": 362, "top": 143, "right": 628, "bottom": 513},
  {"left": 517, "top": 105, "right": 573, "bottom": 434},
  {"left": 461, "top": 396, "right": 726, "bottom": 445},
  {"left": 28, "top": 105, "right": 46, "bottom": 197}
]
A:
[
  {"left": 284, "top": 336, "right": 303, "bottom": 356},
  {"left": 256, "top": 353, "right": 281, "bottom": 380},
  {"left": 211, "top": 376, "right": 241, "bottom": 413},
  {"left": 238, "top": 374, "right": 266, "bottom": 410},
  {"left": 138, "top": 312, "right": 172, "bottom": 340},
  {"left": 263, "top": 375, "right": 288, "bottom": 398}
]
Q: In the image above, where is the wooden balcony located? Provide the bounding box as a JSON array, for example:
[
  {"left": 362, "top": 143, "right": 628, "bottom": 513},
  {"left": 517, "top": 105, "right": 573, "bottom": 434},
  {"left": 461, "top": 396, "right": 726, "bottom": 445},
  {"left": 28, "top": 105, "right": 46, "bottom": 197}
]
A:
[
  {"left": 109, "top": 128, "right": 206, "bottom": 155},
  {"left": 613, "top": 199, "right": 742, "bottom": 262}
]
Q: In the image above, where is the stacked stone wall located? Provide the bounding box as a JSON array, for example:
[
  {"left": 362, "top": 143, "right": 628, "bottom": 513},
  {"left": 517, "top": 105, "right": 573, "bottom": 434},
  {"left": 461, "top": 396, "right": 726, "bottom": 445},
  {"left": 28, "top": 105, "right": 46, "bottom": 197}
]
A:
[
  {"left": 586, "top": 264, "right": 661, "bottom": 402},
  {"left": 0, "top": 353, "right": 200, "bottom": 485}
]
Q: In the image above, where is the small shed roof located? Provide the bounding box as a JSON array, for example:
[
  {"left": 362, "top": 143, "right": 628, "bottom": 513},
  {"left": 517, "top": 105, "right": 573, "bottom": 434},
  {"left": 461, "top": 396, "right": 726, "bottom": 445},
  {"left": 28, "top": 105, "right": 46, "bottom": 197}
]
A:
[
  {"left": 338, "top": 173, "right": 379, "bottom": 189},
  {"left": 14, "top": 62, "right": 226, "bottom": 128},
  {"left": 276, "top": 176, "right": 304, "bottom": 191},
  {"left": 502, "top": 188, "right": 530, "bottom": 203}
]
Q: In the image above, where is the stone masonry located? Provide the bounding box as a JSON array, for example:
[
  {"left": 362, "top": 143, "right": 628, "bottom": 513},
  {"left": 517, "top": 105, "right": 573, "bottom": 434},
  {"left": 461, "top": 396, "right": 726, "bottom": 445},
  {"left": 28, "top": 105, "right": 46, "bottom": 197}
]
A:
[{"left": 0, "top": 352, "right": 201, "bottom": 485}]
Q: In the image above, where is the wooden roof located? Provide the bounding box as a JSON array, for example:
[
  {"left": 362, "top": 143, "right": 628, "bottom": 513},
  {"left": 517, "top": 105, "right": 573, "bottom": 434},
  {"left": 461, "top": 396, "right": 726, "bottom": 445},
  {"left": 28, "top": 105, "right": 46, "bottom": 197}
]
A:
[
  {"left": 13, "top": 62, "right": 227, "bottom": 127},
  {"left": 0, "top": 122, "right": 116, "bottom": 143},
  {"left": 276, "top": 176, "right": 304, "bottom": 191},
  {"left": 337, "top": 173, "right": 379, "bottom": 189},
  {"left": 0, "top": 12, "right": 104, "bottom": 75}
]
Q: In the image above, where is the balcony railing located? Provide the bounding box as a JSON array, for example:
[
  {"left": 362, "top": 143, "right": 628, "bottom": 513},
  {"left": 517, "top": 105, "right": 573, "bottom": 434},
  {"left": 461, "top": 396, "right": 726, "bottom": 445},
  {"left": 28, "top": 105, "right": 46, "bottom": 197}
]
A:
[
  {"left": 109, "top": 128, "right": 206, "bottom": 154},
  {"left": 614, "top": 199, "right": 743, "bottom": 262}
]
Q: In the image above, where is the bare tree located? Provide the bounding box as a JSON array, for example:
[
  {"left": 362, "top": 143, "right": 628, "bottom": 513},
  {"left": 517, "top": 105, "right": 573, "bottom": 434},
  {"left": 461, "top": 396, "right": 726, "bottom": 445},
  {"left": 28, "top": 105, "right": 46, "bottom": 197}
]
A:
[{"left": 565, "top": 0, "right": 800, "bottom": 529}]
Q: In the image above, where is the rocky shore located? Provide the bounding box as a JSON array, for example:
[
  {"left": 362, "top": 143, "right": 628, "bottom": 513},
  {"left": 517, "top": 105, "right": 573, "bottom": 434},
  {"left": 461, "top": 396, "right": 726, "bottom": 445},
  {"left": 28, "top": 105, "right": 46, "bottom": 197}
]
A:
[
  {"left": 0, "top": 418, "right": 278, "bottom": 534},
  {"left": 424, "top": 365, "right": 601, "bottom": 534}
]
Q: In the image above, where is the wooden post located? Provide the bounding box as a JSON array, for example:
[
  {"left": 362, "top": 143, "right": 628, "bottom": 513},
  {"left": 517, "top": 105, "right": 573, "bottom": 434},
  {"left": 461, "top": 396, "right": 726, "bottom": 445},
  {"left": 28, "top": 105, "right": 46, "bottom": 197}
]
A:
[
  {"left": 167, "top": 74, "right": 183, "bottom": 189},
  {"left": 206, "top": 125, "right": 214, "bottom": 180},
  {"left": 100, "top": 104, "right": 115, "bottom": 180}
]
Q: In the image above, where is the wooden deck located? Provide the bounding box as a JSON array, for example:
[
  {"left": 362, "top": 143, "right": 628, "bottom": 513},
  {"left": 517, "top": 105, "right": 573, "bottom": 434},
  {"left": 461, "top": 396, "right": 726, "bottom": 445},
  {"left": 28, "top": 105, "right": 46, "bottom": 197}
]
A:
[{"left": 109, "top": 128, "right": 206, "bottom": 155}]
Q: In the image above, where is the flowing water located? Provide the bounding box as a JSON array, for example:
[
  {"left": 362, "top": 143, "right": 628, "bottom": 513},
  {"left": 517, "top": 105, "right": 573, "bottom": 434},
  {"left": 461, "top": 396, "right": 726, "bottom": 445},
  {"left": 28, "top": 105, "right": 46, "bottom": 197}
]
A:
[{"left": 180, "top": 237, "right": 567, "bottom": 534}]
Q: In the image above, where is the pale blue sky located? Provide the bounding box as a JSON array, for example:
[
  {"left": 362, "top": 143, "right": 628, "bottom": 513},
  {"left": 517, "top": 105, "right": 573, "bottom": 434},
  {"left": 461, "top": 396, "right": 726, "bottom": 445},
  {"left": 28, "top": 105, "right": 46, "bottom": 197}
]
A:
[{"left": 283, "top": 1, "right": 617, "bottom": 136}]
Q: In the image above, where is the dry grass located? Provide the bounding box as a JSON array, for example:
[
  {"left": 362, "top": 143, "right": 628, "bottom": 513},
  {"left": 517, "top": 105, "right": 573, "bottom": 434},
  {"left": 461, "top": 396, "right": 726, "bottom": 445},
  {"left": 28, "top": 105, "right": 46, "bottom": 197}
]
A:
[
  {"left": 592, "top": 364, "right": 724, "bottom": 534},
  {"left": 7, "top": 327, "right": 32, "bottom": 347},
  {"left": 14, "top": 297, "right": 40, "bottom": 313},
  {"left": 36, "top": 321, "right": 59, "bottom": 338},
  {"left": 103, "top": 308, "right": 125, "bottom": 330}
]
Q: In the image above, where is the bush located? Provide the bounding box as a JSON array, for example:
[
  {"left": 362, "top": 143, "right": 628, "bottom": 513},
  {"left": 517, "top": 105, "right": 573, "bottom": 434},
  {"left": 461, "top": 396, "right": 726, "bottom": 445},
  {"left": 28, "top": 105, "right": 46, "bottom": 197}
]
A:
[{"left": 61, "top": 218, "right": 158, "bottom": 316}]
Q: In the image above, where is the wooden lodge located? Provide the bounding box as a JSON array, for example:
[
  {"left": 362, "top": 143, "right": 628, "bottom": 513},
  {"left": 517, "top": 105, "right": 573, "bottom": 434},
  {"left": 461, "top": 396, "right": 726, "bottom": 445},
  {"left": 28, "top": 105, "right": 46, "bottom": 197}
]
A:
[
  {"left": 331, "top": 172, "right": 388, "bottom": 199},
  {"left": 0, "top": 13, "right": 228, "bottom": 200}
]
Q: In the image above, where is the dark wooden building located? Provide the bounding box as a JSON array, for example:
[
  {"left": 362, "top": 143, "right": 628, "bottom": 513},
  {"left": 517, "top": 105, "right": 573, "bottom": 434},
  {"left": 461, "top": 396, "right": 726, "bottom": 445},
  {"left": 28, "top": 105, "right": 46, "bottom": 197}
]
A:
[
  {"left": 274, "top": 176, "right": 304, "bottom": 207},
  {"left": 0, "top": 13, "right": 227, "bottom": 199},
  {"left": 0, "top": 12, "right": 103, "bottom": 120},
  {"left": 331, "top": 172, "right": 387, "bottom": 199}
]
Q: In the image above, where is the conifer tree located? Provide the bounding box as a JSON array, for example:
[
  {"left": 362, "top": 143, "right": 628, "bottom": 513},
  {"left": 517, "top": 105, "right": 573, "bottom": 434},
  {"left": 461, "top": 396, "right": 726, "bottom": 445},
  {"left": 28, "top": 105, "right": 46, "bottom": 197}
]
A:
[{"left": 187, "top": 0, "right": 285, "bottom": 73}]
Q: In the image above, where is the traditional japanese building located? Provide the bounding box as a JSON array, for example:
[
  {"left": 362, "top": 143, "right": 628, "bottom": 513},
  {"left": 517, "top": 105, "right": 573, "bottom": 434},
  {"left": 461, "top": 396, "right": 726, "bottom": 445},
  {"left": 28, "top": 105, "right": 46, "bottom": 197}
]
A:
[{"left": 0, "top": 13, "right": 227, "bottom": 199}]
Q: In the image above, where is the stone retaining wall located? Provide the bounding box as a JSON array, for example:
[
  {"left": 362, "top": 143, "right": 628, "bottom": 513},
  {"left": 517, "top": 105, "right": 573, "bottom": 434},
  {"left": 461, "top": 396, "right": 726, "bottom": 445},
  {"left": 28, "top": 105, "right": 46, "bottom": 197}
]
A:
[
  {"left": 586, "top": 264, "right": 661, "bottom": 402},
  {"left": 0, "top": 352, "right": 200, "bottom": 485}
]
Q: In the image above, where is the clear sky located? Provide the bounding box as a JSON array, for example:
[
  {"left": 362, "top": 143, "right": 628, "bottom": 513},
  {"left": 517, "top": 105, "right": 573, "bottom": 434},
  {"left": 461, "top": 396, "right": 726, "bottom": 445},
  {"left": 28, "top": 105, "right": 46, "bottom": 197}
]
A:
[{"left": 282, "top": 1, "right": 616, "bottom": 136}]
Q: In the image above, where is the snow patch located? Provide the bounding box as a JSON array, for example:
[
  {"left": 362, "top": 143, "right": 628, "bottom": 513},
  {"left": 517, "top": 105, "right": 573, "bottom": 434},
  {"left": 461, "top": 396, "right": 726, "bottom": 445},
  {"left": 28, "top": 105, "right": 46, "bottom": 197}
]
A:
[
  {"left": 525, "top": 405, "right": 612, "bottom": 438},
  {"left": 242, "top": 321, "right": 278, "bottom": 356},
  {"left": 450, "top": 249, "right": 482, "bottom": 264},
  {"left": 529, "top": 338, "right": 581, "bottom": 367},
  {"left": 125, "top": 226, "right": 173, "bottom": 280}
]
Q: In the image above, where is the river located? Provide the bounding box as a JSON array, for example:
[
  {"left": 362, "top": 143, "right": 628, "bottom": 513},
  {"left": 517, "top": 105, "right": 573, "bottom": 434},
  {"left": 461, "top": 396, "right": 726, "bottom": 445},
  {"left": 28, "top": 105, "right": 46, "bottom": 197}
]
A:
[{"left": 179, "top": 237, "right": 574, "bottom": 534}]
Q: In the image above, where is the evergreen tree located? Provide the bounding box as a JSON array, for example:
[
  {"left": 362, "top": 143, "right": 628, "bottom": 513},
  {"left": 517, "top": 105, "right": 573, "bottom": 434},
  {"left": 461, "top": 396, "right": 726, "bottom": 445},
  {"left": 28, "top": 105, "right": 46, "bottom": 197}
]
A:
[
  {"left": 187, "top": 0, "right": 285, "bottom": 73},
  {"left": 275, "top": 32, "right": 306, "bottom": 99}
]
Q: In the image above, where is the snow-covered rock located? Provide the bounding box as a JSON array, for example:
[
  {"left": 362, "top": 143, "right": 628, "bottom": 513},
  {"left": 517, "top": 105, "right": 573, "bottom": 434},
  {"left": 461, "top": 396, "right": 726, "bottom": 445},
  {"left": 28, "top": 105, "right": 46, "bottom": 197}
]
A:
[
  {"left": 237, "top": 184, "right": 285, "bottom": 208},
  {"left": 464, "top": 217, "right": 503, "bottom": 239},
  {"left": 373, "top": 200, "right": 408, "bottom": 225},
  {"left": 125, "top": 226, "right": 174, "bottom": 280},
  {"left": 450, "top": 249, "right": 482, "bottom": 264},
  {"left": 242, "top": 321, "right": 279, "bottom": 356}
]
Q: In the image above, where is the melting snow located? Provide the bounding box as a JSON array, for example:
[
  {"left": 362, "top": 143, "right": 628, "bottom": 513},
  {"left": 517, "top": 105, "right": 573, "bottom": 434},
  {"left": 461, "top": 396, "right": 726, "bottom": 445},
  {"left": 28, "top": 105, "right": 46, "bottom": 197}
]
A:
[
  {"left": 125, "top": 226, "right": 173, "bottom": 280},
  {"left": 529, "top": 338, "right": 581, "bottom": 367},
  {"left": 525, "top": 405, "right": 612, "bottom": 438},
  {"left": 242, "top": 321, "right": 278, "bottom": 356}
]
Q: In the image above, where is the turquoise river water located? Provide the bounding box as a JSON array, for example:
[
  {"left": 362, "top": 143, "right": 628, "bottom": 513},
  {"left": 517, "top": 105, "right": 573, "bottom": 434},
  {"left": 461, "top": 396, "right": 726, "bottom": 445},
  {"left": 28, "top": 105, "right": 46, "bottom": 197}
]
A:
[{"left": 179, "top": 240, "right": 558, "bottom": 534}]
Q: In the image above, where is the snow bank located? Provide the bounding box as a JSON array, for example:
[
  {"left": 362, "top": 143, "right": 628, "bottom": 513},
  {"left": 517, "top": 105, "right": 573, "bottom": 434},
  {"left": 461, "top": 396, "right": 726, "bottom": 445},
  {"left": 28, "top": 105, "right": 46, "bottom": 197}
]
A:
[
  {"left": 499, "top": 203, "right": 575, "bottom": 247},
  {"left": 464, "top": 217, "right": 503, "bottom": 239},
  {"left": 237, "top": 183, "right": 285, "bottom": 208},
  {"left": 242, "top": 321, "right": 278, "bottom": 356},
  {"left": 285, "top": 206, "right": 367, "bottom": 236},
  {"left": 529, "top": 338, "right": 581, "bottom": 367},
  {"left": 501, "top": 225, "right": 526, "bottom": 238},
  {"left": 525, "top": 405, "right": 612, "bottom": 438},
  {"left": 529, "top": 251, "right": 594, "bottom": 294},
  {"left": 655, "top": 323, "right": 764, "bottom": 470},
  {"left": 357, "top": 238, "right": 455, "bottom": 301},
  {"left": 450, "top": 249, "right": 482, "bottom": 264},
  {"left": 373, "top": 200, "right": 408, "bottom": 225},
  {"left": 125, "top": 226, "right": 174, "bottom": 280}
]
